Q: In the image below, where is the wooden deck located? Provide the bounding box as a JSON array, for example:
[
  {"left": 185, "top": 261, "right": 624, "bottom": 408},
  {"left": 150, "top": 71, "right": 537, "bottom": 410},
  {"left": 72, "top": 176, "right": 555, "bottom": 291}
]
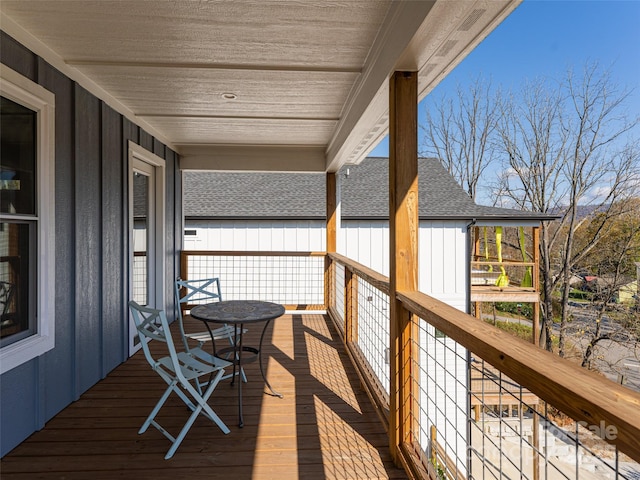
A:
[{"left": 1, "top": 314, "right": 407, "bottom": 479}]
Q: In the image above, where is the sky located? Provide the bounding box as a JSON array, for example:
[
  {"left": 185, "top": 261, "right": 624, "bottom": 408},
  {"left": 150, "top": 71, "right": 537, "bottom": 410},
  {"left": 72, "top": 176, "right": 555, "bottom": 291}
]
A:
[{"left": 369, "top": 0, "right": 640, "bottom": 164}]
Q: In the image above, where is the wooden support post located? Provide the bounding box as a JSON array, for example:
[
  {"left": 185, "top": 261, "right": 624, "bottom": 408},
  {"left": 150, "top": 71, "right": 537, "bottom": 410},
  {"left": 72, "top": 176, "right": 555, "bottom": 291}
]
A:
[
  {"left": 473, "top": 226, "right": 481, "bottom": 260},
  {"left": 532, "top": 226, "right": 540, "bottom": 293},
  {"left": 388, "top": 71, "right": 418, "bottom": 465},
  {"left": 430, "top": 425, "right": 437, "bottom": 465},
  {"left": 532, "top": 225, "right": 541, "bottom": 480},
  {"left": 473, "top": 227, "right": 482, "bottom": 319},
  {"left": 180, "top": 251, "right": 188, "bottom": 281},
  {"left": 325, "top": 173, "right": 337, "bottom": 311},
  {"left": 532, "top": 226, "right": 540, "bottom": 346},
  {"left": 179, "top": 252, "right": 189, "bottom": 317}
]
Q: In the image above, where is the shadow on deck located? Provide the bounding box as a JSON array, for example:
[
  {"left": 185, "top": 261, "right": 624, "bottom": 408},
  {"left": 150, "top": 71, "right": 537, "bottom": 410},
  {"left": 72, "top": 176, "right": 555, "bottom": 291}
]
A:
[{"left": 1, "top": 314, "right": 407, "bottom": 479}]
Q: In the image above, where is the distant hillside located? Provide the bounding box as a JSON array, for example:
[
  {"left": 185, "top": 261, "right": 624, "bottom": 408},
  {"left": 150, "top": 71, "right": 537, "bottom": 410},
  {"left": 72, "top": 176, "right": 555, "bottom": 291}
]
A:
[{"left": 549, "top": 204, "right": 605, "bottom": 220}]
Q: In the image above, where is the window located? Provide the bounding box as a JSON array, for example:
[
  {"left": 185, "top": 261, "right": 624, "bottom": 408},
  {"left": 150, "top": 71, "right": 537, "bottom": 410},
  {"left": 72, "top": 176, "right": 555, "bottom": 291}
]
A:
[{"left": 0, "top": 66, "right": 55, "bottom": 374}]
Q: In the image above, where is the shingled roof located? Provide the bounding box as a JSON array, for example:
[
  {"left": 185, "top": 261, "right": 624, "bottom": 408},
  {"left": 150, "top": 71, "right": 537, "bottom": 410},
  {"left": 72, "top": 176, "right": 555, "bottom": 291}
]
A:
[{"left": 184, "top": 157, "right": 554, "bottom": 222}]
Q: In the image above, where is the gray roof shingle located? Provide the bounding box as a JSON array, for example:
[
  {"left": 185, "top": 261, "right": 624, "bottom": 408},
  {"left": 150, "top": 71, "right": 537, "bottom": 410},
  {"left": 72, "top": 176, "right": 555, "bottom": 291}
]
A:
[{"left": 184, "top": 157, "right": 554, "bottom": 222}]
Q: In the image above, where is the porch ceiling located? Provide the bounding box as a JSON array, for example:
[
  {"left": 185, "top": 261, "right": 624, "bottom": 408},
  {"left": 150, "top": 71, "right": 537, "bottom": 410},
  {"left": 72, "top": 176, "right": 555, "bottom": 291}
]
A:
[{"left": 0, "top": 0, "right": 520, "bottom": 172}]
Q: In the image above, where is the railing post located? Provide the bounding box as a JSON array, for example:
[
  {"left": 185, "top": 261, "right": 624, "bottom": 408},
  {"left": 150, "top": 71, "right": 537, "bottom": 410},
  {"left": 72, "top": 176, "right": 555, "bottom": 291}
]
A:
[
  {"left": 473, "top": 227, "right": 482, "bottom": 319},
  {"left": 388, "top": 70, "right": 419, "bottom": 467},
  {"left": 326, "top": 173, "right": 337, "bottom": 311},
  {"left": 180, "top": 250, "right": 188, "bottom": 281},
  {"left": 430, "top": 424, "right": 437, "bottom": 465},
  {"left": 532, "top": 225, "right": 541, "bottom": 480},
  {"left": 326, "top": 172, "right": 337, "bottom": 254}
]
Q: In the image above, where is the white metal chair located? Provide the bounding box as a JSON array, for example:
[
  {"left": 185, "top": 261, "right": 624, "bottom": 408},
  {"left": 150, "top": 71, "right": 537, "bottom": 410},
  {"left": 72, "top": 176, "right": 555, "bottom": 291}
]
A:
[
  {"left": 175, "top": 277, "right": 228, "bottom": 348},
  {"left": 175, "top": 277, "right": 247, "bottom": 384},
  {"left": 128, "top": 300, "right": 231, "bottom": 459}
]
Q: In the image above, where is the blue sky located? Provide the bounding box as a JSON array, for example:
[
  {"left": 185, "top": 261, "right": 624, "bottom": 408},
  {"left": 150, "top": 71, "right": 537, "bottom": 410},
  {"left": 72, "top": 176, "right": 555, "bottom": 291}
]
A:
[{"left": 369, "top": 0, "right": 640, "bottom": 157}]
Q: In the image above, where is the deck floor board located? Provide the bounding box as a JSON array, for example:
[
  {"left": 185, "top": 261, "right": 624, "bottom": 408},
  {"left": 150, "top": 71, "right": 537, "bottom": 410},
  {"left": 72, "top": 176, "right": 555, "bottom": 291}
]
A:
[{"left": 1, "top": 314, "right": 407, "bottom": 480}]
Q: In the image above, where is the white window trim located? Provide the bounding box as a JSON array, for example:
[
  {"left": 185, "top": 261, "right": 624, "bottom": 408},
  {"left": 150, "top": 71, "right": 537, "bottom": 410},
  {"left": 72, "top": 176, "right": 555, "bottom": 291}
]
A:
[{"left": 0, "top": 66, "right": 56, "bottom": 374}]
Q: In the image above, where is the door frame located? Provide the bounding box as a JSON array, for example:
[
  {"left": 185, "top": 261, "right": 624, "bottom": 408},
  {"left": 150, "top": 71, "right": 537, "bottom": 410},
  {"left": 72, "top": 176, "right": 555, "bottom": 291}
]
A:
[{"left": 128, "top": 141, "right": 166, "bottom": 355}]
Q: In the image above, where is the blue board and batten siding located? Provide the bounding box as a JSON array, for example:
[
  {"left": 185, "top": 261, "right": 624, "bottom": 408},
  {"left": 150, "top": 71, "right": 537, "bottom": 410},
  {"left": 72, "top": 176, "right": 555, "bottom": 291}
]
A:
[{"left": 0, "top": 32, "right": 181, "bottom": 456}]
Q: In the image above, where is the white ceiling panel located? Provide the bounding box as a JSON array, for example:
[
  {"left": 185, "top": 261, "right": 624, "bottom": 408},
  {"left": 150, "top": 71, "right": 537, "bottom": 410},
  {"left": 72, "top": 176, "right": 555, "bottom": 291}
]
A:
[
  {"left": 72, "top": 65, "right": 358, "bottom": 118},
  {"left": 0, "top": 0, "right": 521, "bottom": 172}
]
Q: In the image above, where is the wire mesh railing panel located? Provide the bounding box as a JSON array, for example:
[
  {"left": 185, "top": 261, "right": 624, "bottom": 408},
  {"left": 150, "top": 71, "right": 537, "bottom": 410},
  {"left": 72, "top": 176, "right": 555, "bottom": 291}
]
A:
[
  {"left": 468, "top": 364, "right": 637, "bottom": 480},
  {"left": 407, "top": 311, "right": 640, "bottom": 480},
  {"left": 132, "top": 254, "right": 147, "bottom": 305},
  {"left": 412, "top": 317, "right": 469, "bottom": 479},
  {"left": 183, "top": 252, "right": 324, "bottom": 307},
  {"left": 333, "top": 262, "right": 345, "bottom": 329},
  {"left": 356, "top": 277, "right": 390, "bottom": 394}
]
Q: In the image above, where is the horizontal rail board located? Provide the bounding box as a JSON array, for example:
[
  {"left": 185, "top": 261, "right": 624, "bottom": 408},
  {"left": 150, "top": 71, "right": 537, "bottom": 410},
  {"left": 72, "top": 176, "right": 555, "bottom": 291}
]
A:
[{"left": 328, "top": 252, "right": 390, "bottom": 296}]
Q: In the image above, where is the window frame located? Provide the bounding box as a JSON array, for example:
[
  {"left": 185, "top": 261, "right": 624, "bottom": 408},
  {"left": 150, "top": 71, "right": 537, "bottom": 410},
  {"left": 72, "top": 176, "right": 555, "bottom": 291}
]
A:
[{"left": 0, "top": 66, "right": 55, "bottom": 374}]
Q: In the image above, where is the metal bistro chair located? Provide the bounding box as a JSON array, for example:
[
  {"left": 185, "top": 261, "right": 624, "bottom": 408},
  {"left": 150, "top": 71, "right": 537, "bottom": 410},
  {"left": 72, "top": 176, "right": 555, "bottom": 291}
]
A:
[
  {"left": 175, "top": 277, "right": 247, "bottom": 386},
  {"left": 128, "top": 301, "right": 231, "bottom": 459}
]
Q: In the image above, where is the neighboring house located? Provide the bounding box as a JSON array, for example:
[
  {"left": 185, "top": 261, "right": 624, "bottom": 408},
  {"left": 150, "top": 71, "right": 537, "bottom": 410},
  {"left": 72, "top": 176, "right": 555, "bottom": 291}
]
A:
[
  {"left": 618, "top": 281, "right": 638, "bottom": 304},
  {"left": 580, "top": 275, "right": 638, "bottom": 304},
  {"left": 185, "top": 156, "right": 552, "bottom": 311}
]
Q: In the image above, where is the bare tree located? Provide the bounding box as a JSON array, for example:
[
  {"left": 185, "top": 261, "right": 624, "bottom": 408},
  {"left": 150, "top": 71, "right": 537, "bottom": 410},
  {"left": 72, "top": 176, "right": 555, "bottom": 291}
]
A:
[
  {"left": 495, "top": 78, "right": 566, "bottom": 350},
  {"left": 421, "top": 75, "right": 500, "bottom": 201},
  {"left": 572, "top": 203, "right": 640, "bottom": 369},
  {"left": 495, "top": 63, "right": 640, "bottom": 353}
]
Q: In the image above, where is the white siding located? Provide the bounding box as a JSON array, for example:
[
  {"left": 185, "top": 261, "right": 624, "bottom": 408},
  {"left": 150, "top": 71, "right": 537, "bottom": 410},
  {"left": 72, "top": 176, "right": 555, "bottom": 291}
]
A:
[
  {"left": 341, "top": 220, "right": 469, "bottom": 310},
  {"left": 187, "top": 219, "right": 469, "bottom": 306},
  {"left": 184, "top": 220, "right": 326, "bottom": 251},
  {"left": 419, "top": 220, "right": 468, "bottom": 310},
  {"left": 340, "top": 221, "right": 390, "bottom": 276}
]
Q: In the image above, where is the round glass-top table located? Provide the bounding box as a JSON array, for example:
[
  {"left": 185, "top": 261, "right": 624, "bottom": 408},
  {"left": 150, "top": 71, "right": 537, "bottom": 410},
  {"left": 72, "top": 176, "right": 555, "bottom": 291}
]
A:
[{"left": 190, "top": 300, "right": 285, "bottom": 427}]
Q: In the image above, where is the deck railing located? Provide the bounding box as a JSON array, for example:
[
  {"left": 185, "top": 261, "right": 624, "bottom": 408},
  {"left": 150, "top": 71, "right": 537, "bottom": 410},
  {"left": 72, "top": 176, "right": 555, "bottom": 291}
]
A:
[
  {"left": 180, "top": 250, "right": 325, "bottom": 310},
  {"left": 180, "top": 250, "right": 640, "bottom": 480}
]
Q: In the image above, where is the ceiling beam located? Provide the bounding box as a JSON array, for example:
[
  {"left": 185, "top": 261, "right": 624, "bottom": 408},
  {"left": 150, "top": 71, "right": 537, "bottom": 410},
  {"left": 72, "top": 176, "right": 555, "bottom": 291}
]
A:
[
  {"left": 179, "top": 145, "right": 326, "bottom": 172},
  {"left": 325, "top": 1, "right": 436, "bottom": 172}
]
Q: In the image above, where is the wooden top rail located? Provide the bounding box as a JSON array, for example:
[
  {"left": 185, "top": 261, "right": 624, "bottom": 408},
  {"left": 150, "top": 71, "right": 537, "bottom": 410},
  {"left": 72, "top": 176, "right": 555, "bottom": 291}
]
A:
[
  {"left": 397, "top": 289, "right": 640, "bottom": 462},
  {"left": 182, "top": 250, "right": 326, "bottom": 257},
  {"left": 328, "top": 252, "right": 390, "bottom": 296}
]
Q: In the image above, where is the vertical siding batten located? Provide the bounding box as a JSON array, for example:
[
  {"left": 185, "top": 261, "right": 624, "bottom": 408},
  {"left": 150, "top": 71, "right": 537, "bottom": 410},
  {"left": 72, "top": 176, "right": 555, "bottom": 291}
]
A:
[
  {"left": 74, "top": 85, "right": 102, "bottom": 394},
  {"left": 0, "top": 32, "right": 37, "bottom": 82},
  {"left": 101, "top": 104, "right": 125, "bottom": 372},
  {"left": 139, "top": 129, "right": 153, "bottom": 152},
  {"left": 38, "top": 57, "right": 76, "bottom": 422},
  {"left": 164, "top": 147, "right": 177, "bottom": 320},
  {"left": 121, "top": 118, "right": 138, "bottom": 357}
]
